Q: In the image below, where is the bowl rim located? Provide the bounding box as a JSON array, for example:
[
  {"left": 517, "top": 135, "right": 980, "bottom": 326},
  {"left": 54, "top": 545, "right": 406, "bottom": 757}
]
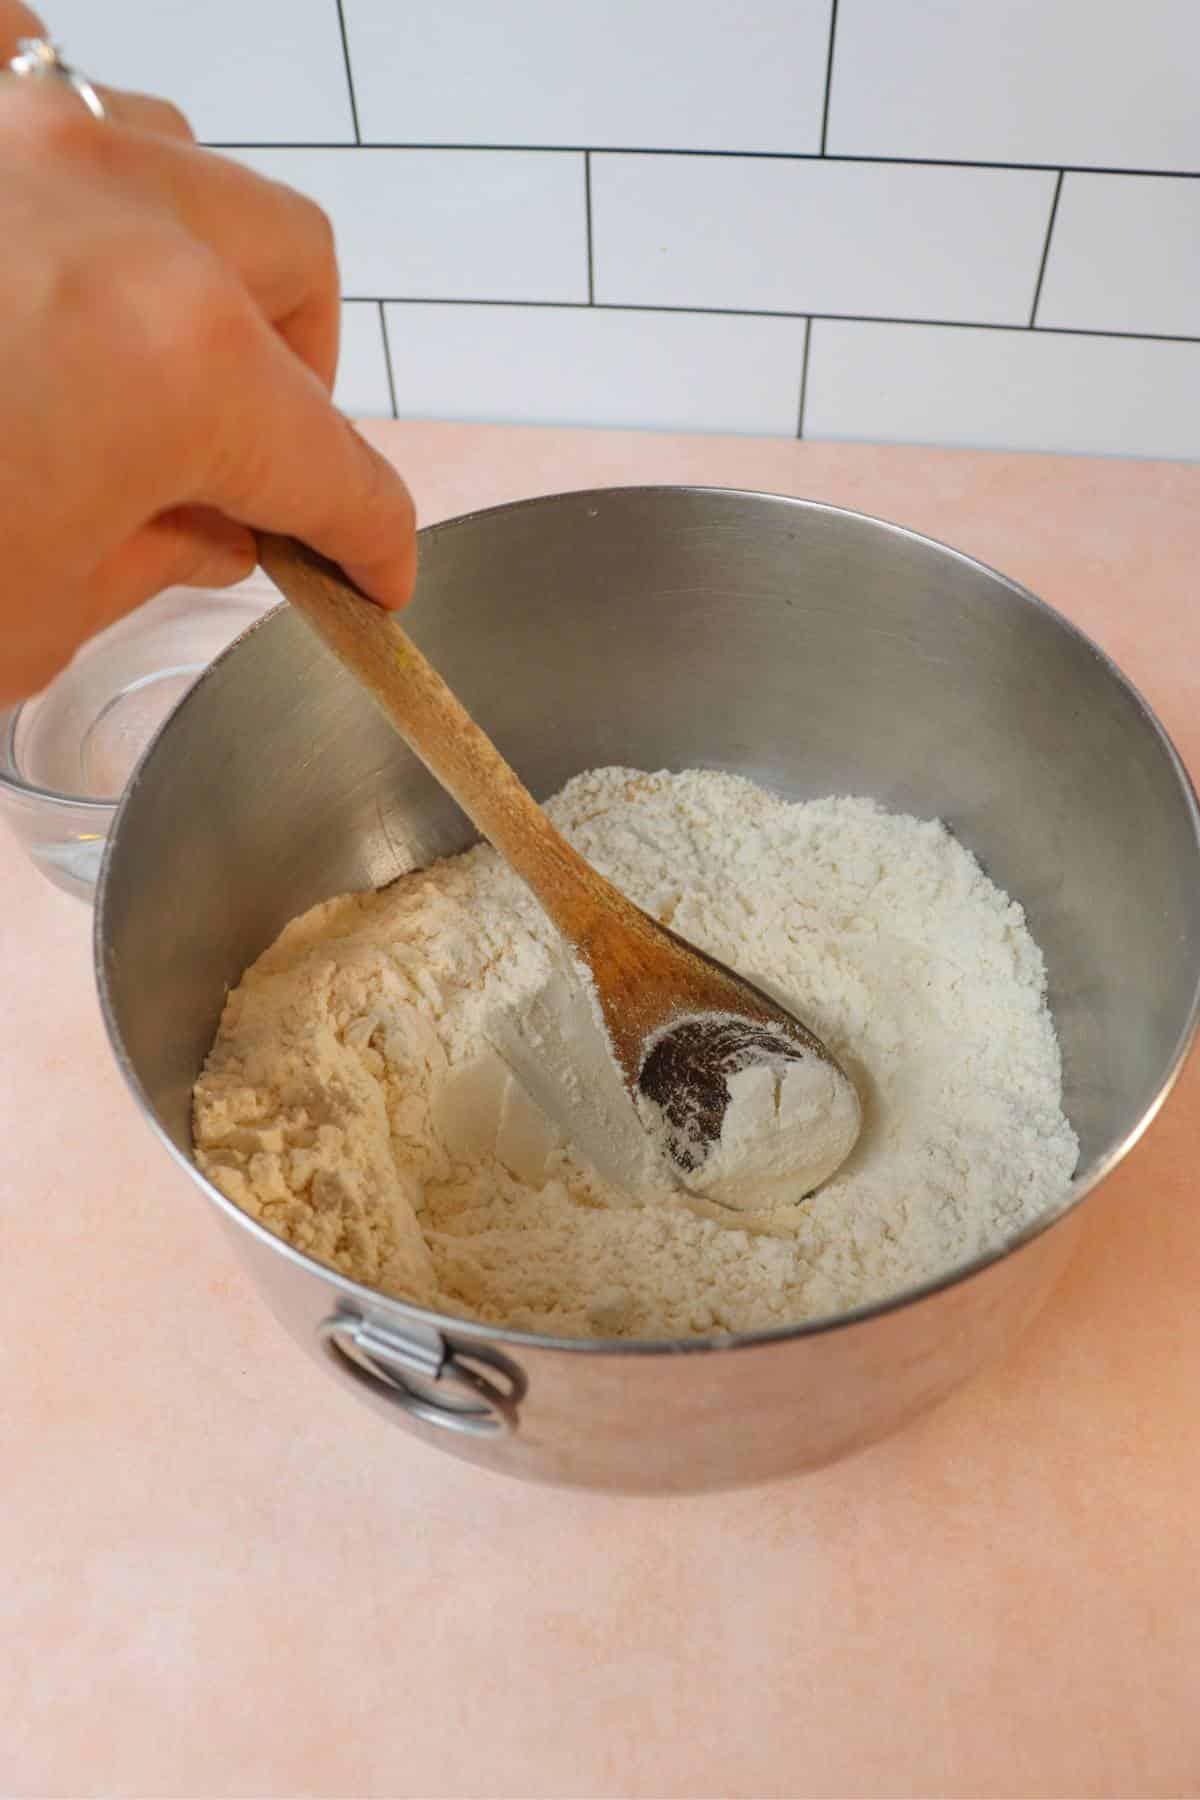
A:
[
  {"left": 93, "top": 482, "right": 1200, "bottom": 1358},
  {"left": 0, "top": 704, "right": 117, "bottom": 812},
  {"left": 0, "top": 575, "right": 282, "bottom": 810}
]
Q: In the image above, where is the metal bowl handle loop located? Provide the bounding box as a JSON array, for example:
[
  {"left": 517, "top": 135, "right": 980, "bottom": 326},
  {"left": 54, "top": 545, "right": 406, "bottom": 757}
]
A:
[{"left": 318, "top": 1311, "right": 525, "bottom": 1438}]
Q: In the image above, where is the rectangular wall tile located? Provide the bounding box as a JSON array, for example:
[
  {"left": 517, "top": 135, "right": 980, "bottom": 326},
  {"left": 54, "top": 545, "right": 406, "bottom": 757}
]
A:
[
  {"left": 334, "top": 304, "right": 393, "bottom": 417},
  {"left": 805, "top": 320, "right": 1200, "bottom": 460},
  {"left": 47, "top": 0, "right": 354, "bottom": 143},
  {"left": 1037, "top": 175, "right": 1200, "bottom": 338},
  {"left": 828, "top": 0, "right": 1200, "bottom": 171},
  {"left": 383, "top": 304, "right": 809, "bottom": 436},
  {"left": 593, "top": 156, "right": 1054, "bottom": 325},
  {"left": 344, "top": 0, "right": 831, "bottom": 153},
  {"left": 36, "top": 2, "right": 1200, "bottom": 461},
  {"left": 231, "top": 150, "right": 588, "bottom": 302}
]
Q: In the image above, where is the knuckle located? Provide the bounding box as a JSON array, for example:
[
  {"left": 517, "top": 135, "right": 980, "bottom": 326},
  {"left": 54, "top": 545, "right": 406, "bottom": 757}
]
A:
[
  {"left": 137, "top": 93, "right": 196, "bottom": 141},
  {"left": 143, "top": 260, "right": 254, "bottom": 369},
  {"left": 298, "top": 193, "right": 338, "bottom": 278},
  {"left": 179, "top": 273, "right": 258, "bottom": 363},
  {"left": 91, "top": 250, "right": 259, "bottom": 445},
  {"left": 163, "top": 99, "right": 196, "bottom": 141}
]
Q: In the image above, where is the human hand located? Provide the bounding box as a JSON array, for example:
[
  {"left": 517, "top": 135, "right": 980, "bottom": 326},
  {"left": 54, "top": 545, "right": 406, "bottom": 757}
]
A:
[{"left": 0, "top": 2, "right": 416, "bottom": 705}]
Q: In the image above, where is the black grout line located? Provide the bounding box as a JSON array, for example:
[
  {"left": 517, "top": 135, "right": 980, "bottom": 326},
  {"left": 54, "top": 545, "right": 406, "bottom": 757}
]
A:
[
  {"left": 203, "top": 140, "right": 1200, "bottom": 179},
  {"left": 378, "top": 301, "right": 399, "bottom": 418},
  {"left": 333, "top": 0, "right": 361, "bottom": 145},
  {"left": 796, "top": 319, "right": 813, "bottom": 438},
  {"left": 819, "top": 0, "right": 840, "bottom": 156},
  {"left": 356, "top": 297, "right": 1200, "bottom": 344},
  {"left": 1028, "top": 170, "right": 1064, "bottom": 326},
  {"left": 584, "top": 152, "right": 595, "bottom": 304}
]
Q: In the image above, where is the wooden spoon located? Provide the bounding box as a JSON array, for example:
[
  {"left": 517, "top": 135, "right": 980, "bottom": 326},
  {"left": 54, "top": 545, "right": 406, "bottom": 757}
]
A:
[{"left": 258, "top": 534, "right": 861, "bottom": 1209}]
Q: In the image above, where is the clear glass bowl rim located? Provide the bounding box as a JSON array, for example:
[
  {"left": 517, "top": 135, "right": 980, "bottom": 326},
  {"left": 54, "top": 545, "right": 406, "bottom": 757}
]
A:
[{"left": 0, "top": 707, "right": 117, "bottom": 812}]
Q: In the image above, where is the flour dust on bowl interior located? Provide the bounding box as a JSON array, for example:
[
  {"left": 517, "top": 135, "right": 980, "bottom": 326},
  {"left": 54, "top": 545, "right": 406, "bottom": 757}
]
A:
[{"left": 95, "top": 487, "right": 1200, "bottom": 1493}]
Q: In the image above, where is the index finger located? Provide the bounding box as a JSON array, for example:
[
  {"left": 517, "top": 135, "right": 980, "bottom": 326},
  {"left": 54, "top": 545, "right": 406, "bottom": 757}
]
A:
[{"left": 188, "top": 294, "right": 416, "bottom": 609}]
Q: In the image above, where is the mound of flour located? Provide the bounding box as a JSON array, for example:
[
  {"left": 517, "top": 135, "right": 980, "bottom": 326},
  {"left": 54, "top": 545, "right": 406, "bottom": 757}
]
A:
[{"left": 192, "top": 768, "right": 1077, "bottom": 1338}]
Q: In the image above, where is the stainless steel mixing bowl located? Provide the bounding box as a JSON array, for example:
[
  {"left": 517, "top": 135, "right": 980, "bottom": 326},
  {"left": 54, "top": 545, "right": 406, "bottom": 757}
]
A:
[{"left": 95, "top": 487, "right": 1200, "bottom": 1493}]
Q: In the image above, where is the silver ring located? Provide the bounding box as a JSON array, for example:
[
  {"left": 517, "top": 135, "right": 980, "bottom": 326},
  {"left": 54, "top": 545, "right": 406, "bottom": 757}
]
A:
[{"left": 5, "top": 37, "right": 107, "bottom": 120}]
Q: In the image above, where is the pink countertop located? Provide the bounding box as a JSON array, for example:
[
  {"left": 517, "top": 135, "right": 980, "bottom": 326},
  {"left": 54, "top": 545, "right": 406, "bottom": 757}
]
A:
[{"left": 4, "top": 424, "right": 1200, "bottom": 1799}]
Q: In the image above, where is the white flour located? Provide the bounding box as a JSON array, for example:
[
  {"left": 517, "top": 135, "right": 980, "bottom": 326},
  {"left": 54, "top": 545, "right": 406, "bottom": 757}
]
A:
[
  {"left": 192, "top": 768, "right": 1078, "bottom": 1339},
  {"left": 633, "top": 1013, "right": 863, "bottom": 1213}
]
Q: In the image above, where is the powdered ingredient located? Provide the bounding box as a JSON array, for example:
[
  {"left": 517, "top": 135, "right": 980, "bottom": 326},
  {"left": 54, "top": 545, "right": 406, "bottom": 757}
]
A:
[
  {"left": 192, "top": 768, "right": 1078, "bottom": 1338},
  {"left": 634, "top": 1014, "right": 863, "bottom": 1211}
]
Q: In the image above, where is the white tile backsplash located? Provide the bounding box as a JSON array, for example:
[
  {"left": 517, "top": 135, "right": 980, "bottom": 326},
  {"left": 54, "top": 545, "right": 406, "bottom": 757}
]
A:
[
  {"left": 383, "top": 304, "right": 809, "bottom": 436},
  {"left": 231, "top": 149, "right": 588, "bottom": 302},
  {"left": 805, "top": 321, "right": 1200, "bottom": 460},
  {"left": 46, "top": 0, "right": 355, "bottom": 143},
  {"left": 593, "top": 156, "right": 1054, "bottom": 324},
  {"left": 64, "top": 0, "right": 1200, "bottom": 457},
  {"left": 827, "top": 0, "right": 1200, "bottom": 172},
  {"left": 343, "top": 0, "right": 832, "bottom": 153},
  {"left": 1036, "top": 175, "right": 1200, "bottom": 338},
  {"left": 335, "top": 303, "right": 393, "bottom": 417}
]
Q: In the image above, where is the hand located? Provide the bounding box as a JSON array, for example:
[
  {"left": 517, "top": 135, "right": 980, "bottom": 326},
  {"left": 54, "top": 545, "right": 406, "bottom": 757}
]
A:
[{"left": 0, "top": 2, "right": 416, "bottom": 705}]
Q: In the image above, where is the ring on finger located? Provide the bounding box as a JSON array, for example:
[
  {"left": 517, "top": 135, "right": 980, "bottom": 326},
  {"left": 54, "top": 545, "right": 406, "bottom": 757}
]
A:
[{"left": 5, "top": 36, "right": 107, "bottom": 120}]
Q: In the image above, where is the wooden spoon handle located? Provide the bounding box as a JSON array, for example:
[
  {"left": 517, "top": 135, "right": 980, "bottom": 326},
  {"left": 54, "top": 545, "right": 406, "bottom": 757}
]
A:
[{"left": 256, "top": 533, "right": 615, "bottom": 946}]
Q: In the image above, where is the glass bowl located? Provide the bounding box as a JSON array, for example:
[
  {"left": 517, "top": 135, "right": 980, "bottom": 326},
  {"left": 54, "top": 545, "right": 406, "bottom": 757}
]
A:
[{"left": 0, "top": 577, "right": 277, "bottom": 901}]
